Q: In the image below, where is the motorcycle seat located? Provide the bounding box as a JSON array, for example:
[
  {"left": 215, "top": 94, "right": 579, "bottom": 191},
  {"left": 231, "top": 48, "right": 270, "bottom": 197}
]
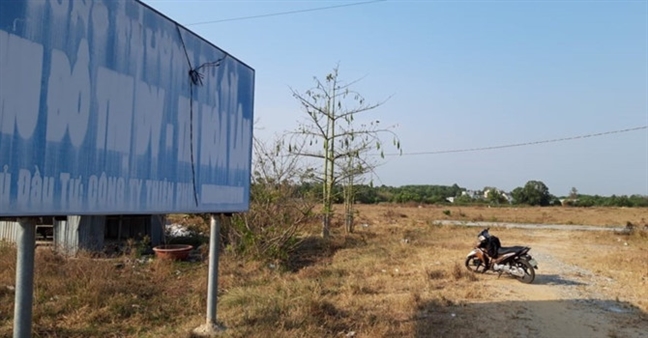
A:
[{"left": 497, "top": 246, "right": 528, "bottom": 255}]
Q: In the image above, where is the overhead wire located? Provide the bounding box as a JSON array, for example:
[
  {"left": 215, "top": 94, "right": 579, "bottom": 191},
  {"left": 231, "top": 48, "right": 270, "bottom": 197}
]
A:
[
  {"left": 178, "top": 2, "right": 647, "bottom": 162},
  {"left": 382, "top": 125, "right": 648, "bottom": 157},
  {"left": 185, "top": 0, "right": 387, "bottom": 26}
]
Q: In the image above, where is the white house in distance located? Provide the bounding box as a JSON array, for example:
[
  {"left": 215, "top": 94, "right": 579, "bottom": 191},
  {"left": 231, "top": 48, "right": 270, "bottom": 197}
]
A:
[
  {"left": 449, "top": 188, "right": 513, "bottom": 204},
  {"left": 483, "top": 188, "right": 514, "bottom": 203},
  {"left": 462, "top": 190, "right": 482, "bottom": 199}
]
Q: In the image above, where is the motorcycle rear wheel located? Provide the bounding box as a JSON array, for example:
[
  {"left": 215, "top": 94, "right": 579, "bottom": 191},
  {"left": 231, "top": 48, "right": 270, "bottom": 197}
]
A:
[
  {"left": 514, "top": 259, "right": 535, "bottom": 284},
  {"left": 465, "top": 255, "right": 487, "bottom": 273}
]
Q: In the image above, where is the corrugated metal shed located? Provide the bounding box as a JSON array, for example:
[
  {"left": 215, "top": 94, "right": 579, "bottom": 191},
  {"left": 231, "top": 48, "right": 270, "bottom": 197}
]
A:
[
  {"left": 104, "top": 215, "right": 164, "bottom": 245},
  {"left": 5, "top": 215, "right": 164, "bottom": 254},
  {"left": 150, "top": 215, "right": 164, "bottom": 246},
  {"left": 1, "top": 218, "right": 55, "bottom": 245},
  {"left": 53, "top": 216, "right": 105, "bottom": 255},
  {"left": 75, "top": 216, "right": 106, "bottom": 253},
  {"left": 0, "top": 221, "right": 20, "bottom": 243}
]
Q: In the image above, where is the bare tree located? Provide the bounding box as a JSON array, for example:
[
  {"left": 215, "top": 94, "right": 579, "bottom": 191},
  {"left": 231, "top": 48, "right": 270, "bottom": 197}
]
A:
[
  {"left": 337, "top": 120, "right": 395, "bottom": 233},
  {"left": 289, "top": 66, "right": 401, "bottom": 237}
]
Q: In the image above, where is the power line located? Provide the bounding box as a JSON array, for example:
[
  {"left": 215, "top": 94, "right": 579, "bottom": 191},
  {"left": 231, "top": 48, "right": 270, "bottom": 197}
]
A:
[
  {"left": 185, "top": 0, "right": 387, "bottom": 26},
  {"left": 384, "top": 125, "right": 648, "bottom": 157}
]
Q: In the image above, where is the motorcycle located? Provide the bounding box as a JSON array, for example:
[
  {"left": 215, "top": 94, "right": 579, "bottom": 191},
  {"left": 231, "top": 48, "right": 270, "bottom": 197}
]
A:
[{"left": 465, "top": 228, "right": 538, "bottom": 284}]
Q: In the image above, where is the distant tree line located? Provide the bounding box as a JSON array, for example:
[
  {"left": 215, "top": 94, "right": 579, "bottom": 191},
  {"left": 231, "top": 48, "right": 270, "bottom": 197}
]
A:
[
  {"left": 289, "top": 180, "right": 648, "bottom": 207},
  {"left": 562, "top": 194, "right": 648, "bottom": 208}
]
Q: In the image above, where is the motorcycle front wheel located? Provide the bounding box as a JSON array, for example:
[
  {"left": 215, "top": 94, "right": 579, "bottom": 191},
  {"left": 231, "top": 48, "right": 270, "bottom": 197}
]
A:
[
  {"left": 465, "top": 255, "right": 487, "bottom": 274},
  {"left": 514, "top": 259, "right": 535, "bottom": 284}
]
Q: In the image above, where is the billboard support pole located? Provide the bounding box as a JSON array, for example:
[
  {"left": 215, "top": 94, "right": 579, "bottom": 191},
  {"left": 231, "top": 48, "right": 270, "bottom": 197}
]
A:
[
  {"left": 206, "top": 213, "right": 221, "bottom": 325},
  {"left": 13, "top": 218, "right": 36, "bottom": 338},
  {"left": 193, "top": 213, "right": 226, "bottom": 336}
]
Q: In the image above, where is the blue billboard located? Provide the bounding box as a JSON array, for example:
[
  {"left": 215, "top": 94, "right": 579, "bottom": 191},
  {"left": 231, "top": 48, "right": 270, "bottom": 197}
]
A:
[{"left": 0, "top": 0, "right": 254, "bottom": 216}]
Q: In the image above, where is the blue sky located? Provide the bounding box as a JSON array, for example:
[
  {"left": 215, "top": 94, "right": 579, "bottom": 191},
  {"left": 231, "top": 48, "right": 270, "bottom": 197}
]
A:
[{"left": 144, "top": 0, "right": 647, "bottom": 196}]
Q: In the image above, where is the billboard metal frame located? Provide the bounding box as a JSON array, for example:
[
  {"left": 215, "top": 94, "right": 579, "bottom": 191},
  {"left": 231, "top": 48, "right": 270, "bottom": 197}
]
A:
[{"left": 1, "top": 0, "right": 255, "bottom": 217}]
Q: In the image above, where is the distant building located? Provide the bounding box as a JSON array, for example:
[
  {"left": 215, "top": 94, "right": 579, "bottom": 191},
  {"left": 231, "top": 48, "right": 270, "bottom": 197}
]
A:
[
  {"left": 461, "top": 190, "right": 482, "bottom": 199},
  {"left": 559, "top": 198, "right": 579, "bottom": 206},
  {"left": 483, "top": 188, "right": 513, "bottom": 204}
]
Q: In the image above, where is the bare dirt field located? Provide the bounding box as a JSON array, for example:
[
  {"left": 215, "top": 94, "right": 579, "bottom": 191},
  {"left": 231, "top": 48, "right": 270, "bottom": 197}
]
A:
[
  {"left": 353, "top": 205, "right": 648, "bottom": 338},
  {"left": 416, "top": 229, "right": 648, "bottom": 338}
]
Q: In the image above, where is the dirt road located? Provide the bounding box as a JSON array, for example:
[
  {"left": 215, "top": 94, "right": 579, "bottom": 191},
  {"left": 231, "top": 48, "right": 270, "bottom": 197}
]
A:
[
  {"left": 477, "top": 247, "right": 647, "bottom": 338},
  {"left": 429, "top": 230, "right": 648, "bottom": 338}
]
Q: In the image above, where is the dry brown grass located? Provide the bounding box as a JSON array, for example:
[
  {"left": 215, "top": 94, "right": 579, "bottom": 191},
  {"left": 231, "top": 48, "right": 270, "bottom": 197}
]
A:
[
  {"left": 352, "top": 203, "right": 647, "bottom": 227},
  {"left": 0, "top": 247, "right": 208, "bottom": 337},
  {"left": 0, "top": 204, "right": 646, "bottom": 337}
]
